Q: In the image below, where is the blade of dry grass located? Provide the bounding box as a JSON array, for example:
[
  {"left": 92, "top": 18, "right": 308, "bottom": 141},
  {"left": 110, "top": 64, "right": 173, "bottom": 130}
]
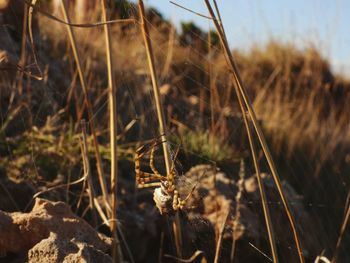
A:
[
  {"left": 158, "top": 231, "right": 165, "bottom": 263},
  {"left": 79, "top": 120, "right": 98, "bottom": 226},
  {"left": 208, "top": 26, "right": 215, "bottom": 134},
  {"left": 249, "top": 242, "right": 273, "bottom": 262},
  {"left": 161, "top": 24, "right": 175, "bottom": 80},
  {"left": 230, "top": 36, "right": 278, "bottom": 260},
  {"left": 203, "top": 1, "right": 304, "bottom": 262},
  {"left": 169, "top": 1, "right": 213, "bottom": 20},
  {"left": 172, "top": 218, "right": 183, "bottom": 259},
  {"left": 27, "top": 0, "right": 43, "bottom": 80},
  {"left": 241, "top": 100, "right": 279, "bottom": 262},
  {"left": 137, "top": 0, "right": 172, "bottom": 174},
  {"left": 60, "top": 1, "right": 111, "bottom": 215},
  {"left": 24, "top": 0, "right": 135, "bottom": 28},
  {"left": 164, "top": 251, "right": 204, "bottom": 262},
  {"left": 332, "top": 192, "right": 350, "bottom": 263},
  {"left": 138, "top": 0, "right": 183, "bottom": 258},
  {"left": 214, "top": 209, "right": 229, "bottom": 263},
  {"left": 33, "top": 173, "right": 86, "bottom": 199},
  {"left": 100, "top": 0, "right": 122, "bottom": 261},
  {"left": 17, "top": 2, "right": 29, "bottom": 94}
]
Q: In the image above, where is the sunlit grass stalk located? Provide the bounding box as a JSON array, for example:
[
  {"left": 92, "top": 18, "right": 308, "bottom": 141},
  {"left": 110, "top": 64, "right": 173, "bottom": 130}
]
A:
[
  {"left": 137, "top": 0, "right": 171, "bottom": 173},
  {"left": 60, "top": 1, "right": 111, "bottom": 215},
  {"left": 161, "top": 24, "right": 175, "bottom": 80},
  {"left": 214, "top": 209, "right": 229, "bottom": 263},
  {"left": 79, "top": 120, "right": 97, "bottom": 226},
  {"left": 238, "top": 95, "right": 279, "bottom": 262},
  {"left": 208, "top": 25, "right": 215, "bottom": 134},
  {"left": 204, "top": 29, "right": 220, "bottom": 222},
  {"left": 208, "top": 24, "right": 217, "bottom": 161},
  {"left": 100, "top": 0, "right": 122, "bottom": 261},
  {"left": 332, "top": 192, "right": 350, "bottom": 263},
  {"left": 158, "top": 231, "right": 165, "bottom": 263},
  {"left": 138, "top": 0, "right": 183, "bottom": 258},
  {"left": 204, "top": 1, "right": 304, "bottom": 262},
  {"left": 17, "top": 2, "right": 29, "bottom": 95}
]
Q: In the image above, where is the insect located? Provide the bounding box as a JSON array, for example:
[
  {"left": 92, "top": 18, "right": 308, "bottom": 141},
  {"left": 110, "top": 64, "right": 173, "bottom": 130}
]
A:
[{"left": 134, "top": 140, "right": 195, "bottom": 215}]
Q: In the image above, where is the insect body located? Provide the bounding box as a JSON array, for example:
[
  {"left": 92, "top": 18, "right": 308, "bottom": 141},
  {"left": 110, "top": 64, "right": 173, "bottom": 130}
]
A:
[{"left": 134, "top": 141, "right": 193, "bottom": 215}]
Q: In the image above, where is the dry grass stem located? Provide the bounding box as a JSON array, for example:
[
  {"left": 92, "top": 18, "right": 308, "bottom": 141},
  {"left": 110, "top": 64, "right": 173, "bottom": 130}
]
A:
[
  {"left": 332, "top": 195, "right": 350, "bottom": 262},
  {"left": 100, "top": 0, "right": 122, "bottom": 260},
  {"left": 203, "top": 0, "right": 304, "bottom": 262},
  {"left": 79, "top": 120, "right": 97, "bottom": 225},
  {"left": 24, "top": 0, "right": 135, "bottom": 28},
  {"left": 60, "top": 0, "right": 111, "bottom": 215},
  {"left": 233, "top": 65, "right": 278, "bottom": 261},
  {"left": 164, "top": 250, "right": 204, "bottom": 262},
  {"left": 138, "top": 0, "right": 183, "bottom": 258},
  {"left": 137, "top": 0, "right": 172, "bottom": 174},
  {"left": 214, "top": 209, "right": 229, "bottom": 263}
]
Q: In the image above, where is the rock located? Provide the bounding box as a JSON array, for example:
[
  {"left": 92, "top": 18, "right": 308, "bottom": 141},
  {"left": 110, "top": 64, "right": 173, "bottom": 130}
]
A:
[
  {"left": 0, "top": 198, "right": 112, "bottom": 262},
  {"left": 185, "top": 164, "right": 237, "bottom": 231},
  {"left": 28, "top": 233, "right": 112, "bottom": 263},
  {"left": 184, "top": 164, "right": 318, "bottom": 262}
]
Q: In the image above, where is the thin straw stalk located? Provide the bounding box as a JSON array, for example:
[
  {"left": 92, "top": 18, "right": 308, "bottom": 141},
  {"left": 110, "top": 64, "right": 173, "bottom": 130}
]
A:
[
  {"left": 100, "top": 0, "right": 122, "bottom": 261},
  {"left": 332, "top": 196, "right": 350, "bottom": 262},
  {"left": 214, "top": 210, "right": 230, "bottom": 263},
  {"left": 60, "top": 0, "right": 111, "bottom": 215},
  {"left": 137, "top": 0, "right": 172, "bottom": 174},
  {"left": 138, "top": 0, "right": 183, "bottom": 258},
  {"left": 203, "top": 1, "right": 304, "bottom": 262},
  {"left": 238, "top": 94, "right": 279, "bottom": 262},
  {"left": 79, "top": 120, "right": 97, "bottom": 226}
]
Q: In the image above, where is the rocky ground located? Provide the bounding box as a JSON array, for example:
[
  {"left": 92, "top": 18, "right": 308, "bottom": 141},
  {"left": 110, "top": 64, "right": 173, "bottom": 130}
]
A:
[{"left": 0, "top": 165, "right": 316, "bottom": 263}]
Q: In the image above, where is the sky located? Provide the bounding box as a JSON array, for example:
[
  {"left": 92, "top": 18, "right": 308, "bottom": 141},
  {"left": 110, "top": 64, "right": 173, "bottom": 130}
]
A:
[{"left": 136, "top": 0, "right": 350, "bottom": 77}]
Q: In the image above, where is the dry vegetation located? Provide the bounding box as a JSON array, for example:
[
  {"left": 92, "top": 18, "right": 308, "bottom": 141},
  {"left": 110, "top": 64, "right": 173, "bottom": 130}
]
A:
[{"left": 1, "top": 0, "right": 350, "bottom": 262}]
